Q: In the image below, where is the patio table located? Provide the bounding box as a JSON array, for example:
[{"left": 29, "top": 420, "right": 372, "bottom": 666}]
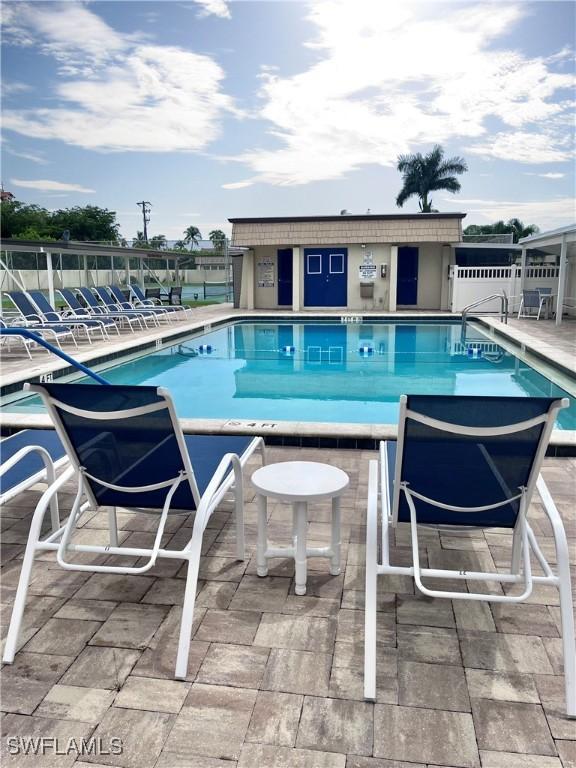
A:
[{"left": 252, "top": 461, "right": 349, "bottom": 595}]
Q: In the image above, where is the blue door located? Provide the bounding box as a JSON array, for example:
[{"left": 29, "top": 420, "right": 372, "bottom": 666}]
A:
[
  {"left": 277, "top": 249, "right": 293, "bottom": 306},
  {"left": 397, "top": 247, "right": 418, "bottom": 305},
  {"left": 304, "top": 248, "right": 348, "bottom": 307}
]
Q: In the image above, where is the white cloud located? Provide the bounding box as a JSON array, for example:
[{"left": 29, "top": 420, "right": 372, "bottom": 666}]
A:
[
  {"left": 466, "top": 132, "right": 572, "bottom": 163},
  {"left": 4, "top": 147, "right": 49, "bottom": 165},
  {"left": 452, "top": 197, "right": 576, "bottom": 230},
  {"left": 525, "top": 172, "right": 566, "bottom": 180},
  {"left": 10, "top": 178, "right": 95, "bottom": 193},
  {"left": 222, "top": 180, "right": 256, "bottom": 189},
  {"left": 1, "top": 81, "right": 33, "bottom": 97},
  {"left": 2, "top": 2, "right": 238, "bottom": 152},
  {"left": 194, "top": 0, "right": 231, "bottom": 19},
  {"left": 2, "top": 2, "right": 129, "bottom": 76},
  {"left": 227, "top": 1, "right": 575, "bottom": 187}
]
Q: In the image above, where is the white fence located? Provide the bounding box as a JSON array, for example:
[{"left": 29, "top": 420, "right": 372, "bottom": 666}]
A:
[
  {"left": 450, "top": 265, "right": 560, "bottom": 313},
  {"left": 0, "top": 267, "right": 229, "bottom": 293}
]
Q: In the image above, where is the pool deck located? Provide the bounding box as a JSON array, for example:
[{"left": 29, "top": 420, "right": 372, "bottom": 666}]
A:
[
  {"left": 1, "top": 306, "right": 575, "bottom": 450},
  {"left": 1, "top": 445, "right": 574, "bottom": 767}
]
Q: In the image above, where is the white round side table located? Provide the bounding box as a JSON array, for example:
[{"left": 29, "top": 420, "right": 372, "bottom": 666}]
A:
[{"left": 251, "top": 461, "right": 349, "bottom": 595}]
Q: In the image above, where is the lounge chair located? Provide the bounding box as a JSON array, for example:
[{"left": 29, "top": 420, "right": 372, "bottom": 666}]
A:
[
  {"left": 1, "top": 429, "right": 67, "bottom": 533},
  {"left": 2, "top": 382, "right": 266, "bottom": 678},
  {"left": 4, "top": 292, "right": 78, "bottom": 349},
  {"left": 132, "top": 284, "right": 192, "bottom": 318},
  {"left": 27, "top": 290, "right": 111, "bottom": 343},
  {"left": 517, "top": 289, "right": 551, "bottom": 320},
  {"left": 108, "top": 284, "right": 174, "bottom": 323},
  {"left": 364, "top": 394, "right": 575, "bottom": 717},
  {"left": 144, "top": 286, "right": 163, "bottom": 303},
  {"left": 76, "top": 286, "right": 144, "bottom": 332},
  {"left": 93, "top": 286, "right": 161, "bottom": 328},
  {"left": 57, "top": 289, "right": 120, "bottom": 335}
]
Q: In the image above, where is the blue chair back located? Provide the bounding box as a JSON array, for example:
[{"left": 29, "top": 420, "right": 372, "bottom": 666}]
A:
[
  {"left": 59, "top": 289, "right": 90, "bottom": 315},
  {"left": 28, "top": 291, "right": 62, "bottom": 322},
  {"left": 109, "top": 285, "right": 130, "bottom": 305},
  {"left": 8, "top": 291, "right": 47, "bottom": 321},
  {"left": 393, "top": 395, "right": 566, "bottom": 528},
  {"left": 131, "top": 285, "right": 147, "bottom": 302},
  {"left": 522, "top": 290, "right": 540, "bottom": 309},
  {"left": 32, "top": 383, "right": 199, "bottom": 511},
  {"left": 94, "top": 287, "right": 116, "bottom": 307},
  {"left": 77, "top": 287, "right": 104, "bottom": 312}
]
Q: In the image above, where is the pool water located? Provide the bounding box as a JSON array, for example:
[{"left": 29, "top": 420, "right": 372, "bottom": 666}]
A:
[{"left": 8, "top": 322, "right": 576, "bottom": 429}]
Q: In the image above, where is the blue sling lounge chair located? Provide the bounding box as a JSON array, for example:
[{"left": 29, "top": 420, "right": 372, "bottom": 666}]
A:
[
  {"left": 27, "top": 290, "right": 110, "bottom": 343},
  {"left": 4, "top": 292, "right": 78, "bottom": 349},
  {"left": 2, "top": 383, "right": 266, "bottom": 679},
  {"left": 76, "top": 286, "right": 144, "bottom": 332},
  {"left": 108, "top": 284, "right": 174, "bottom": 323},
  {"left": 57, "top": 289, "right": 120, "bottom": 335},
  {"left": 363, "top": 394, "right": 575, "bottom": 717},
  {"left": 92, "top": 286, "right": 160, "bottom": 328}
]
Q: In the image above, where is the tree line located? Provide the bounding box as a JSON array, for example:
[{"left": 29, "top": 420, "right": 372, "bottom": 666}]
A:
[{"left": 0, "top": 198, "right": 228, "bottom": 253}]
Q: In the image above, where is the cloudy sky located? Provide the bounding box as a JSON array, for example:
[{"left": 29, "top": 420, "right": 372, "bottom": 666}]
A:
[{"left": 2, "top": 0, "right": 574, "bottom": 241}]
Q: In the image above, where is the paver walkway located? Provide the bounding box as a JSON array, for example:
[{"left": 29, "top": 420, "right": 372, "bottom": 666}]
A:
[{"left": 1, "top": 446, "right": 574, "bottom": 767}]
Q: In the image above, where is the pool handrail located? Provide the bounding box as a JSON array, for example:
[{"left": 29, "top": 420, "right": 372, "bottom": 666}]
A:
[
  {"left": 0, "top": 327, "right": 109, "bottom": 385},
  {"left": 461, "top": 292, "right": 508, "bottom": 344}
]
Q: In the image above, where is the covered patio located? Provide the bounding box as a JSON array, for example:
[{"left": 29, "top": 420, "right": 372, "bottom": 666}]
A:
[{"left": 518, "top": 224, "right": 576, "bottom": 326}]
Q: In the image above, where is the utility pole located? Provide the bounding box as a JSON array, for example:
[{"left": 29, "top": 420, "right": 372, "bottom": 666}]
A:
[{"left": 136, "top": 201, "right": 152, "bottom": 243}]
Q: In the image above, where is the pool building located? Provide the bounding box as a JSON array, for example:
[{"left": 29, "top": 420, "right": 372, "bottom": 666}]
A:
[{"left": 230, "top": 212, "right": 465, "bottom": 312}]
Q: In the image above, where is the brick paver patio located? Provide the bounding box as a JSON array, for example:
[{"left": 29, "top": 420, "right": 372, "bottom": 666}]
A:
[{"left": 1, "top": 446, "right": 574, "bottom": 767}]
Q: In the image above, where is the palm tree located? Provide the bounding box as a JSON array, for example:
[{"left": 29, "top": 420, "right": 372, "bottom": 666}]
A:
[
  {"left": 149, "top": 234, "right": 167, "bottom": 250},
  {"left": 208, "top": 229, "right": 226, "bottom": 254},
  {"left": 183, "top": 225, "right": 202, "bottom": 249},
  {"left": 132, "top": 230, "right": 150, "bottom": 248},
  {"left": 173, "top": 239, "right": 188, "bottom": 251},
  {"left": 463, "top": 219, "right": 540, "bottom": 243},
  {"left": 507, "top": 218, "right": 539, "bottom": 243},
  {"left": 396, "top": 145, "right": 468, "bottom": 212}
]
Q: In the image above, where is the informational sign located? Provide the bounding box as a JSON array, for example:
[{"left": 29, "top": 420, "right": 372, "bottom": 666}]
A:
[
  {"left": 257, "top": 259, "right": 275, "bottom": 288},
  {"left": 359, "top": 264, "right": 377, "bottom": 280}
]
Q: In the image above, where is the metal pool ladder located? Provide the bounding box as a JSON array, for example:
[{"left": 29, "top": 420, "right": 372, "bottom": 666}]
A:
[{"left": 461, "top": 292, "right": 509, "bottom": 344}]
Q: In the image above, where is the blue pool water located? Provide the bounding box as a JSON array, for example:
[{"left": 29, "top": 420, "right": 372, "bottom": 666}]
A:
[{"left": 8, "top": 321, "right": 576, "bottom": 429}]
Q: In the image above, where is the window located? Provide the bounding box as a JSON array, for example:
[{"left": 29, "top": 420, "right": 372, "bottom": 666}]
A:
[
  {"left": 307, "top": 254, "right": 322, "bottom": 274},
  {"left": 329, "top": 253, "right": 344, "bottom": 274}
]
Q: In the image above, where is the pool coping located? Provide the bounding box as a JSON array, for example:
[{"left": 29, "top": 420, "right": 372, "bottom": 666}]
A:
[{"left": 1, "top": 309, "right": 575, "bottom": 454}]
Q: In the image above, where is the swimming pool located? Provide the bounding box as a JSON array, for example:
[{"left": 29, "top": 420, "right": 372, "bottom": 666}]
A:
[{"left": 7, "top": 320, "right": 575, "bottom": 430}]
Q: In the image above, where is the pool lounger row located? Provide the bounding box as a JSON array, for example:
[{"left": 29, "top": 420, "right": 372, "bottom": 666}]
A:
[{"left": 1, "top": 285, "right": 193, "bottom": 356}]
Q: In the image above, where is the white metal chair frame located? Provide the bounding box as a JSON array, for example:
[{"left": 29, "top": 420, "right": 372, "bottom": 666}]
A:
[
  {"left": 0, "top": 441, "right": 69, "bottom": 532},
  {"left": 364, "top": 395, "right": 575, "bottom": 717},
  {"left": 2, "top": 385, "right": 266, "bottom": 679}
]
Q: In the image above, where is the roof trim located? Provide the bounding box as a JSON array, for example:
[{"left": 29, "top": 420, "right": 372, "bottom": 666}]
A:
[
  {"left": 228, "top": 213, "right": 466, "bottom": 224},
  {"left": 519, "top": 223, "right": 576, "bottom": 245}
]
